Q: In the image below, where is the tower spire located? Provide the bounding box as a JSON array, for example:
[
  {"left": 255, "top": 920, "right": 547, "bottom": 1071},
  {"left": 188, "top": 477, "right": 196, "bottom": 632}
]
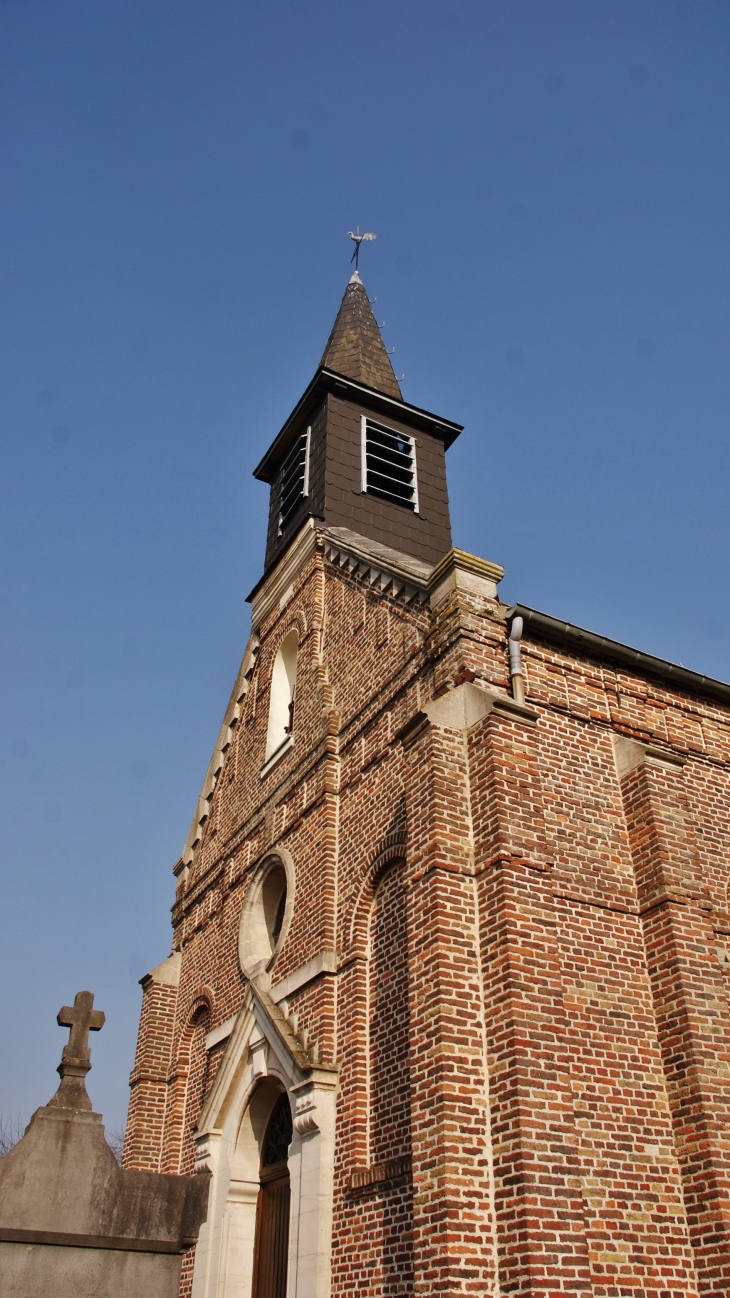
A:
[{"left": 319, "top": 273, "right": 402, "bottom": 400}]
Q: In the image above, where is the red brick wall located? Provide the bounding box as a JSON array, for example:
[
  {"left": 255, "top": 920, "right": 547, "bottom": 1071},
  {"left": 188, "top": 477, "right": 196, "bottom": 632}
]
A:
[
  {"left": 179, "top": 1005, "right": 211, "bottom": 1176},
  {"left": 619, "top": 757, "right": 730, "bottom": 1291},
  {"left": 178, "top": 1245, "right": 196, "bottom": 1298},
  {"left": 123, "top": 976, "right": 178, "bottom": 1171},
  {"left": 122, "top": 530, "right": 730, "bottom": 1297}
]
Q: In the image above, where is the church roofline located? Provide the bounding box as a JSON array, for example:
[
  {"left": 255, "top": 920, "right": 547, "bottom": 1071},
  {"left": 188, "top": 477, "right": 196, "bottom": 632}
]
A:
[
  {"left": 510, "top": 603, "right": 730, "bottom": 706},
  {"left": 173, "top": 565, "right": 730, "bottom": 880},
  {"left": 244, "top": 520, "right": 433, "bottom": 616},
  {"left": 252, "top": 366, "right": 463, "bottom": 485}
]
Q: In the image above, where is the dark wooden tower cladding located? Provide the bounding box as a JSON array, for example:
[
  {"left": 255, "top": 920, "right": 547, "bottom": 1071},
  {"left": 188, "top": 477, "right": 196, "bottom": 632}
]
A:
[{"left": 253, "top": 271, "right": 461, "bottom": 572}]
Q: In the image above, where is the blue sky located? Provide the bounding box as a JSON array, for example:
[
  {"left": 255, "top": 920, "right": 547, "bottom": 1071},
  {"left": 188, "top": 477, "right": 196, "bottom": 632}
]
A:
[{"left": 1, "top": 0, "right": 729, "bottom": 1134}]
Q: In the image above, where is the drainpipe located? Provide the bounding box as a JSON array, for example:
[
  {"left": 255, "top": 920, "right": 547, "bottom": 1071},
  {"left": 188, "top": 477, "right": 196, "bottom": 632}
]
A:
[{"left": 508, "top": 615, "right": 525, "bottom": 705}]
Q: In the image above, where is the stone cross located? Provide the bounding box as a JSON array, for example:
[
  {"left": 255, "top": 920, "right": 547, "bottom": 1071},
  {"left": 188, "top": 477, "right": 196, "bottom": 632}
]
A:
[
  {"left": 58, "top": 990, "right": 105, "bottom": 1060},
  {"left": 49, "top": 990, "right": 105, "bottom": 1111}
]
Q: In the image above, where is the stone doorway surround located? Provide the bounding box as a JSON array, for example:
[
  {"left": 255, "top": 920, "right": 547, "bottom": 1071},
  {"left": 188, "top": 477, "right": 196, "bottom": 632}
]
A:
[{"left": 191, "top": 981, "right": 338, "bottom": 1298}]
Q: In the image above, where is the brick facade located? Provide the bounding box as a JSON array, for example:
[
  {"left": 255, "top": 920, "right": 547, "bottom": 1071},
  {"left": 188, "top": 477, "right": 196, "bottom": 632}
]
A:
[
  {"left": 123, "top": 274, "right": 729, "bottom": 1294},
  {"left": 123, "top": 522, "right": 730, "bottom": 1297}
]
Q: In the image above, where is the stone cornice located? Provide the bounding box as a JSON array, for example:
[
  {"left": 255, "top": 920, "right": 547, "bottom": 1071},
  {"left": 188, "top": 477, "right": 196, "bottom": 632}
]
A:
[
  {"left": 429, "top": 547, "right": 504, "bottom": 589},
  {"left": 250, "top": 517, "right": 435, "bottom": 624},
  {"left": 322, "top": 526, "right": 431, "bottom": 605},
  {"left": 429, "top": 547, "right": 504, "bottom": 608}
]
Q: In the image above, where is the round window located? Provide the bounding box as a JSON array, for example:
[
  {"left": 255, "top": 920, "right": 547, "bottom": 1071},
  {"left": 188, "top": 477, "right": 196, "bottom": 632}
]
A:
[{"left": 239, "top": 854, "right": 292, "bottom": 977}]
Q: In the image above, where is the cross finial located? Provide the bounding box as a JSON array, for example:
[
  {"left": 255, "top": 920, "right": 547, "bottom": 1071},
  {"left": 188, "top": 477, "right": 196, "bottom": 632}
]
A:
[
  {"left": 48, "top": 990, "right": 105, "bottom": 1111},
  {"left": 347, "top": 227, "right": 376, "bottom": 272}
]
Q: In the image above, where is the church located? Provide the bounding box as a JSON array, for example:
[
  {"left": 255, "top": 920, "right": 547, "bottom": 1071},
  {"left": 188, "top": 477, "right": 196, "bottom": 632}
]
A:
[{"left": 120, "top": 268, "right": 730, "bottom": 1298}]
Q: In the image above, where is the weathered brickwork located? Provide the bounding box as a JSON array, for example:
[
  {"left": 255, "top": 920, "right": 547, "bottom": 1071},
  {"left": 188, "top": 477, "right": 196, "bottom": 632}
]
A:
[
  {"left": 179, "top": 1245, "right": 196, "bottom": 1298},
  {"left": 124, "top": 966, "right": 179, "bottom": 1171},
  {"left": 124, "top": 518, "right": 730, "bottom": 1297},
  {"left": 618, "top": 756, "right": 730, "bottom": 1290},
  {"left": 370, "top": 864, "right": 411, "bottom": 1168}
]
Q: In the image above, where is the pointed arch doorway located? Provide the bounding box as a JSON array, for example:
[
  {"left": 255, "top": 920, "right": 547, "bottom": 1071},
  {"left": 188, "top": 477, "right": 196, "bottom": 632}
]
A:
[{"left": 252, "top": 1091, "right": 293, "bottom": 1298}]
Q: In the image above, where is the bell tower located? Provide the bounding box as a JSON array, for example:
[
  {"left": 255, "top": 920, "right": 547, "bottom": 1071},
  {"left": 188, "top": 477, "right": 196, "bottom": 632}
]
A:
[
  {"left": 124, "top": 264, "right": 506, "bottom": 1298},
  {"left": 253, "top": 270, "right": 461, "bottom": 574}
]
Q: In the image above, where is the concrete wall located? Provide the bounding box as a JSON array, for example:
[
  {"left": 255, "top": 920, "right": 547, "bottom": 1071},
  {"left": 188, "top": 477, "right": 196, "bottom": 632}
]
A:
[
  {"left": 0, "top": 1242, "right": 181, "bottom": 1298},
  {"left": 0, "top": 1102, "right": 209, "bottom": 1298}
]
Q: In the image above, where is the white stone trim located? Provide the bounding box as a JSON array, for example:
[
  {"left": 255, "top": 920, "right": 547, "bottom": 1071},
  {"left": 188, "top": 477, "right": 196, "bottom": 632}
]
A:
[
  {"left": 205, "top": 1015, "right": 236, "bottom": 1052},
  {"left": 323, "top": 528, "right": 430, "bottom": 606},
  {"left": 271, "top": 951, "right": 338, "bottom": 1004},
  {"left": 238, "top": 848, "right": 296, "bottom": 980},
  {"left": 260, "top": 733, "right": 293, "bottom": 777},
  {"left": 360, "top": 415, "right": 368, "bottom": 494},
  {"left": 612, "top": 733, "right": 687, "bottom": 777},
  {"left": 250, "top": 519, "right": 319, "bottom": 630},
  {"left": 144, "top": 951, "right": 181, "bottom": 988},
  {"left": 191, "top": 984, "right": 338, "bottom": 1298},
  {"left": 287, "top": 1077, "right": 337, "bottom": 1298},
  {"left": 422, "top": 682, "right": 538, "bottom": 732},
  {"left": 428, "top": 547, "right": 504, "bottom": 608}
]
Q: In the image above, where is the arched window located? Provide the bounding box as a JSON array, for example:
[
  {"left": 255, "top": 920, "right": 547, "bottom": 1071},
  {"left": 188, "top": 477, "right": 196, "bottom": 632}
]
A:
[
  {"left": 265, "top": 630, "right": 298, "bottom": 760},
  {"left": 366, "top": 862, "right": 413, "bottom": 1291},
  {"left": 369, "top": 863, "right": 411, "bottom": 1168},
  {"left": 173, "top": 1003, "right": 211, "bottom": 1176}
]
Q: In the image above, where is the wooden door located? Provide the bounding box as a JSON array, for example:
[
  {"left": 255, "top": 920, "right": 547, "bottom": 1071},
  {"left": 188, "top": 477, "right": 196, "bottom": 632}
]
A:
[{"left": 251, "top": 1093, "right": 292, "bottom": 1298}]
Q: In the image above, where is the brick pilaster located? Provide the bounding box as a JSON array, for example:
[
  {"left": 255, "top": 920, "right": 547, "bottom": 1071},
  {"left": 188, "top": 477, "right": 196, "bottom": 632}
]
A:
[
  {"left": 402, "top": 714, "right": 500, "bottom": 1298},
  {"left": 470, "top": 708, "right": 593, "bottom": 1298},
  {"left": 123, "top": 956, "right": 180, "bottom": 1171},
  {"left": 619, "top": 750, "right": 730, "bottom": 1295}
]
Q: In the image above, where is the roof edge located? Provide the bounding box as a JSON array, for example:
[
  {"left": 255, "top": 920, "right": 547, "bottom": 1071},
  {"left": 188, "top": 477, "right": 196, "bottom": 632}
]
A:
[
  {"left": 509, "top": 603, "right": 730, "bottom": 707},
  {"left": 253, "top": 367, "right": 463, "bottom": 483}
]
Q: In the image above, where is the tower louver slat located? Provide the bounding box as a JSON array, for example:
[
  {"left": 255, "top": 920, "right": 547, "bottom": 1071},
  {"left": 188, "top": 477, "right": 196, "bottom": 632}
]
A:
[
  {"left": 362, "top": 418, "right": 418, "bottom": 512},
  {"left": 278, "top": 428, "right": 311, "bottom": 533}
]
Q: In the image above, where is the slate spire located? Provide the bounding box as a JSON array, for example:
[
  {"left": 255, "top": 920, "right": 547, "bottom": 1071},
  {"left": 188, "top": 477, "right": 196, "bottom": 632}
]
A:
[{"left": 319, "top": 270, "right": 402, "bottom": 400}]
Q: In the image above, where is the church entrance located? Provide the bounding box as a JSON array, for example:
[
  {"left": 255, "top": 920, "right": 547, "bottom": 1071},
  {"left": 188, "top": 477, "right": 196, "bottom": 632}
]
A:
[{"left": 251, "top": 1091, "right": 293, "bottom": 1298}]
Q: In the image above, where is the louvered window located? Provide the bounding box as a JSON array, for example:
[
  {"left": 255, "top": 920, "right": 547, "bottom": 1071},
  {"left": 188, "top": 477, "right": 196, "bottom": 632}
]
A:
[
  {"left": 278, "top": 427, "right": 311, "bottom": 534},
  {"left": 361, "top": 417, "right": 419, "bottom": 513}
]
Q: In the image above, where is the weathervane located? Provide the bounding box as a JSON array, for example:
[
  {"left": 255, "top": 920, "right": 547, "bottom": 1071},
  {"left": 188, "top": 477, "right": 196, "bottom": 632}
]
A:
[{"left": 348, "top": 227, "right": 376, "bottom": 272}]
